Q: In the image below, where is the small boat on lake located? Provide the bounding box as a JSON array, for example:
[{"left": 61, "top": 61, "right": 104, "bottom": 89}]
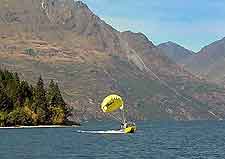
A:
[{"left": 101, "top": 94, "right": 137, "bottom": 134}]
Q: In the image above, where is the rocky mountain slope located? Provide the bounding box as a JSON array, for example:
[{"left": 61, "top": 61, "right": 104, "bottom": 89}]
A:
[
  {"left": 158, "top": 41, "right": 195, "bottom": 65},
  {"left": 158, "top": 39, "right": 225, "bottom": 84},
  {"left": 1, "top": 0, "right": 225, "bottom": 121},
  {"left": 185, "top": 37, "right": 225, "bottom": 84}
]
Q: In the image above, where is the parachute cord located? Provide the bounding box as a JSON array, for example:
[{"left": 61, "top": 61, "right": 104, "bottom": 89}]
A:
[
  {"left": 124, "top": 47, "right": 220, "bottom": 119},
  {"left": 131, "top": 50, "right": 192, "bottom": 103},
  {"left": 145, "top": 66, "right": 194, "bottom": 104},
  {"left": 121, "top": 109, "right": 126, "bottom": 124},
  {"left": 132, "top": 51, "right": 209, "bottom": 107},
  {"left": 108, "top": 113, "right": 123, "bottom": 123}
]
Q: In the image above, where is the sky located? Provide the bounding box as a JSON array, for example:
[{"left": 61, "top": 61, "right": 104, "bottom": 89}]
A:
[{"left": 82, "top": 0, "right": 225, "bottom": 52}]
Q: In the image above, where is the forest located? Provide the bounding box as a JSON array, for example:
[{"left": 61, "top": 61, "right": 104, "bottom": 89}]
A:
[{"left": 0, "top": 68, "right": 71, "bottom": 127}]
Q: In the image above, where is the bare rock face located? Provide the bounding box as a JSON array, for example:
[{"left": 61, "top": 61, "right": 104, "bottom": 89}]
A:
[
  {"left": 40, "top": 0, "right": 122, "bottom": 53},
  {"left": 41, "top": 0, "right": 92, "bottom": 30},
  {"left": 0, "top": 0, "right": 154, "bottom": 56},
  {"left": 41, "top": 0, "right": 75, "bottom": 24},
  {"left": 0, "top": 0, "right": 123, "bottom": 53}
]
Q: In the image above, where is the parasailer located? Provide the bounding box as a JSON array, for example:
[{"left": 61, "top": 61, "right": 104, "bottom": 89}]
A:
[{"left": 100, "top": 94, "right": 136, "bottom": 134}]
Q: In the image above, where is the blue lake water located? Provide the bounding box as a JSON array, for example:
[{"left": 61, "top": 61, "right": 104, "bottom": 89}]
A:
[{"left": 0, "top": 120, "right": 225, "bottom": 159}]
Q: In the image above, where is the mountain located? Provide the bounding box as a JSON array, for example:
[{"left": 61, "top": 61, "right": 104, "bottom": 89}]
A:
[
  {"left": 1, "top": 0, "right": 225, "bottom": 121},
  {"left": 158, "top": 41, "right": 195, "bottom": 65},
  {"left": 185, "top": 37, "right": 225, "bottom": 83},
  {"left": 0, "top": 0, "right": 123, "bottom": 53}
]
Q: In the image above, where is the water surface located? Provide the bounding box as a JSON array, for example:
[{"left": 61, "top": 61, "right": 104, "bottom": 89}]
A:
[{"left": 0, "top": 121, "right": 225, "bottom": 159}]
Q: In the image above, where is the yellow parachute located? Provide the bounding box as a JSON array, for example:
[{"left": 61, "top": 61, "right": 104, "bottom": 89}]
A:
[
  {"left": 100, "top": 94, "right": 137, "bottom": 133},
  {"left": 101, "top": 94, "right": 124, "bottom": 113}
]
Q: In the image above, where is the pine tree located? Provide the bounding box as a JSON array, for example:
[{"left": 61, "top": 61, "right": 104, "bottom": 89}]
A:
[
  {"left": 54, "top": 83, "right": 70, "bottom": 119},
  {"left": 0, "top": 111, "right": 7, "bottom": 127},
  {"left": 16, "top": 81, "right": 33, "bottom": 107},
  {"left": 32, "top": 75, "right": 48, "bottom": 124},
  {"left": 47, "top": 80, "right": 70, "bottom": 123},
  {"left": 47, "top": 80, "right": 56, "bottom": 106},
  {"left": 47, "top": 80, "right": 66, "bottom": 109},
  {"left": 0, "top": 85, "right": 13, "bottom": 112},
  {"left": 0, "top": 68, "right": 72, "bottom": 126},
  {"left": 52, "top": 83, "right": 66, "bottom": 107},
  {"left": 13, "top": 72, "right": 20, "bottom": 82},
  {"left": 3, "top": 71, "right": 20, "bottom": 105}
]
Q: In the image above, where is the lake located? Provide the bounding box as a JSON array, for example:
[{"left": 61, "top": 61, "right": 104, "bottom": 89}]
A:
[{"left": 0, "top": 120, "right": 225, "bottom": 159}]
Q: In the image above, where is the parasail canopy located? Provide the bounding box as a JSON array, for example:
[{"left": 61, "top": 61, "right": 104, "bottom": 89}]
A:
[{"left": 101, "top": 94, "right": 124, "bottom": 113}]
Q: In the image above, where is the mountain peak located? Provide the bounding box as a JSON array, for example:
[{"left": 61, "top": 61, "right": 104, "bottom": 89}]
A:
[
  {"left": 199, "top": 36, "right": 225, "bottom": 53},
  {"left": 122, "top": 31, "right": 151, "bottom": 42},
  {"left": 185, "top": 36, "right": 225, "bottom": 83},
  {"left": 167, "top": 41, "right": 179, "bottom": 45},
  {"left": 160, "top": 41, "right": 184, "bottom": 48},
  {"left": 159, "top": 41, "right": 194, "bottom": 53},
  {"left": 166, "top": 41, "right": 175, "bottom": 44},
  {"left": 74, "top": 0, "right": 89, "bottom": 9},
  {"left": 121, "top": 31, "right": 155, "bottom": 51},
  {"left": 158, "top": 41, "right": 194, "bottom": 64},
  {"left": 40, "top": 0, "right": 91, "bottom": 14},
  {"left": 42, "top": 0, "right": 88, "bottom": 8}
]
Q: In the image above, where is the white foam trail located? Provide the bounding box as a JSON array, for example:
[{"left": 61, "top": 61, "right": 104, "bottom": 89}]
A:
[{"left": 77, "top": 130, "right": 125, "bottom": 134}]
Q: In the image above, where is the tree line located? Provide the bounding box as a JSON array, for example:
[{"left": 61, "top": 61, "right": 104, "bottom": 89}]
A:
[{"left": 0, "top": 68, "right": 71, "bottom": 127}]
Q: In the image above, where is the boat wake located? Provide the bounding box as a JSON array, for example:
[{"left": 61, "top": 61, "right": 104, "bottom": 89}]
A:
[{"left": 77, "top": 129, "right": 125, "bottom": 134}]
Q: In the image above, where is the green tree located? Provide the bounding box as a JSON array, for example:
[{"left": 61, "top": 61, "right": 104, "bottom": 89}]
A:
[
  {"left": 32, "top": 76, "right": 48, "bottom": 124},
  {"left": 0, "top": 87, "right": 13, "bottom": 112},
  {"left": 47, "top": 80, "right": 56, "bottom": 105},
  {"left": 47, "top": 81, "right": 66, "bottom": 107},
  {"left": 0, "top": 68, "right": 72, "bottom": 126},
  {"left": 49, "top": 107, "right": 65, "bottom": 125},
  {"left": 1, "top": 70, "right": 20, "bottom": 104},
  {"left": 16, "top": 81, "right": 33, "bottom": 107},
  {"left": 23, "top": 98, "right": 38, "bottom": 125},
  {"left": 47, "top": 81, "right": 70, "bottom": 123},
  {"left": 0, "top": 111, "right": 8, "bottom": 127},
  {"left": 7, "top": 107, "right": 33, "bottom": 126}
]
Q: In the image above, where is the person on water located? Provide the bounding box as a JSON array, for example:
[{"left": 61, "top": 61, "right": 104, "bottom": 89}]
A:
[
  {"left": 120, "top": 121, "right": 128, "bottom": 129},
  {"left": 121, "top": 121, "right": 136, "bottom": 129}
]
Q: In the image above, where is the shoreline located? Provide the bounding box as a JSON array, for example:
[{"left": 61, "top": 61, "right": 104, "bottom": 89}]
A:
[{"left": 0, "top": 125, "right": 80, "bottom": 129}]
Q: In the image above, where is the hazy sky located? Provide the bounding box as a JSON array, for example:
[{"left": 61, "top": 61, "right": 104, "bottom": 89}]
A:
[{"left": 82, "top": 0, "right": 225, "bottom": 52}]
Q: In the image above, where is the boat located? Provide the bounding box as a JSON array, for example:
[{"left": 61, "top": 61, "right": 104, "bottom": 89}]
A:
[
  {"left": 100, "top": 94, "right": 137, "bottom": 134},
  {"left": 123, "top": 125, "right": 136, "bottom": 133},
  {"left": 124, "top": 126, "right": 136, "bottom": 133}
]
